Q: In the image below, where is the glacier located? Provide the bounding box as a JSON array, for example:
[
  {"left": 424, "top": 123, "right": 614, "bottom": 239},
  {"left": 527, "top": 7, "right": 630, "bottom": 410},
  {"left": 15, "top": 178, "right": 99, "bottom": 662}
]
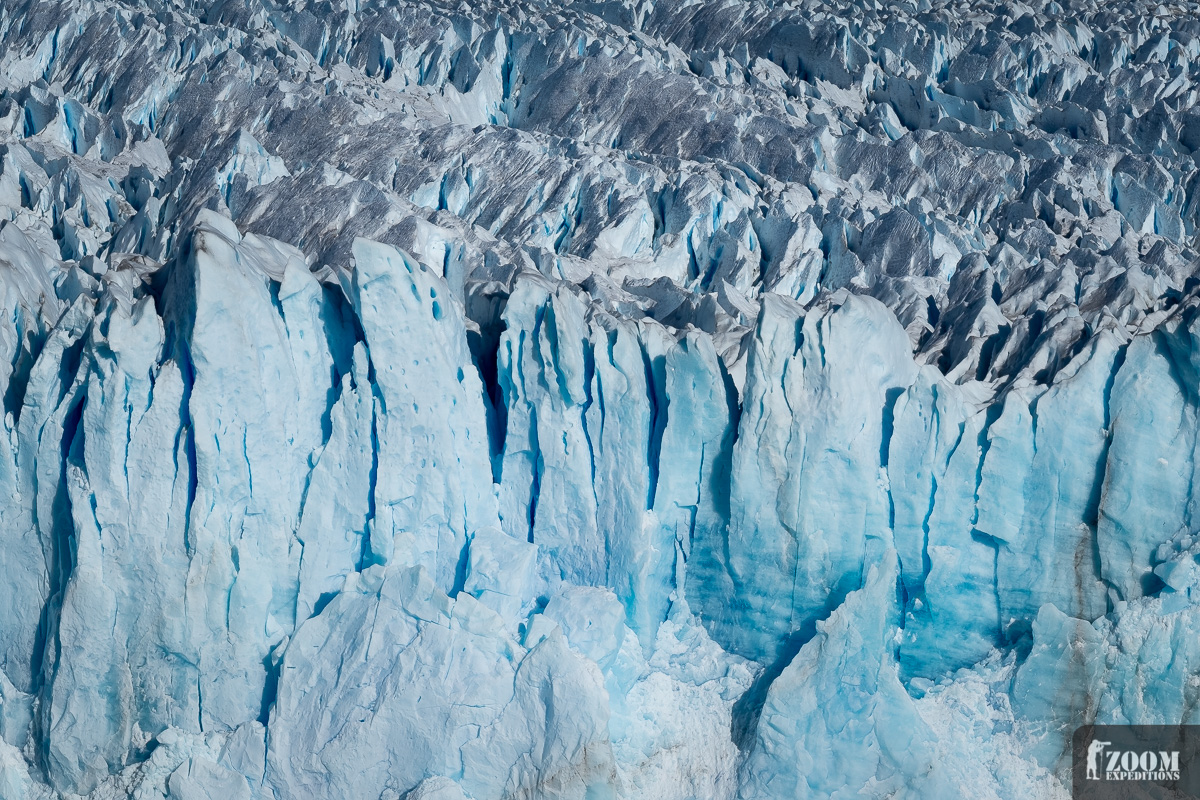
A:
[{"left": 1, "top": 0, "right": 1200, "bottom": 797}]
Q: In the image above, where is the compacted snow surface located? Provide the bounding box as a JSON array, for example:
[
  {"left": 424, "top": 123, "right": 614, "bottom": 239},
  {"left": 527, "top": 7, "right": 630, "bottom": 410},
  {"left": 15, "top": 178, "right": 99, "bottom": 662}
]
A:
[{"left": 1, "top": 0, "right": 1200, "bottom": 797}]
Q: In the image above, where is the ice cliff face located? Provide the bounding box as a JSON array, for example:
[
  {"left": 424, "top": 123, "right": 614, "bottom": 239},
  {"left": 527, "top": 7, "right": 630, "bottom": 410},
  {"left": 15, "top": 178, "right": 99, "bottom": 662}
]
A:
[{"left": 1, "top": 0, "right": 1200, "bottom": 797}]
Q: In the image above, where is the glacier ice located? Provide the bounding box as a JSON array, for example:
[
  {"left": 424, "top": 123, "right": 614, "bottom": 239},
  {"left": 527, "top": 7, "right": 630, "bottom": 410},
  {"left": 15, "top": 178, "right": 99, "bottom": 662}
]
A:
[{"left": 2, "top": 0, "right": 1200, "bottom": 797}]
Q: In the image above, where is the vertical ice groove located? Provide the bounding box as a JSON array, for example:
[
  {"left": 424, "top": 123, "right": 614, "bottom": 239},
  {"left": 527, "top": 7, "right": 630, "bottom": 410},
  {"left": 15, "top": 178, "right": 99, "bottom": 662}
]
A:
[
  {"left": 579, "top": 321, "right": 600, "bottom": 520},
  {"left": 497, "top": 282, "right": 550, "bottom": 545},
  {"left": 716, "top": 293, "right": 917, "bottom": 663},
  {"left": 349, "top": 237, "right": 499, "bottom": 584},
  {"left": 178, "top": 211, "right": 308, "bottom": 734},
  {"left": 640, "top": 324, "right": 668, "bottom": 511},
  {"left": 1, "top": 295, "right": 89, "bottom": 696},
  {"left": 294, "top": 344, "right": 375, "bottom": 622},
  {"left": 1085, "top": 339, "right": 1128, "bottom": 598},
  {"left": 707, "top": 291, "right": 805, "bottom": 661}
]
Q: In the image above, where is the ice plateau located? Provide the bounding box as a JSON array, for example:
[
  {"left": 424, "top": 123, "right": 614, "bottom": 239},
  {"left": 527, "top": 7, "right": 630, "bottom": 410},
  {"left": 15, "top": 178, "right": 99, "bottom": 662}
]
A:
[{"left": 1, "top": 0, "right": 1200, "bottom": 797}]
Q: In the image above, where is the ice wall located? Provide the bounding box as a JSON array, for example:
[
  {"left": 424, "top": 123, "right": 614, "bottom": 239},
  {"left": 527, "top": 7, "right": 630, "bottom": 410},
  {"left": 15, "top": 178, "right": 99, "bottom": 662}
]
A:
[{"left": 1, "top": 0, "right": 1200, "bottom": 798}]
